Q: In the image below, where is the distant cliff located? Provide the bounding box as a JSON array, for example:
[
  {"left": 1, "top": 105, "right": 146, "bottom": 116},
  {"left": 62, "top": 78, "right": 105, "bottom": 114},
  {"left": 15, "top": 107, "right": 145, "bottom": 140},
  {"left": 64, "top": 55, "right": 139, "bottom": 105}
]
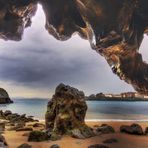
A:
[
  {"left": 86, "top": 92, "right": 148, "bottom": 101},
  {"left": 0, "top": 88, "right": 13, "bottom": 104}
]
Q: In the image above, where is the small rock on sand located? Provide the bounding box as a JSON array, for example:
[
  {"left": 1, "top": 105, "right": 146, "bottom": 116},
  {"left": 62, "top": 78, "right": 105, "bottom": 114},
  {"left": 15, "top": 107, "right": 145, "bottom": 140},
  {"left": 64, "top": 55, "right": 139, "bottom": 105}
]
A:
[
  {"left": 103, "top": 138, "right": 118, "bottom": 144},
  {"left": 88, "top": 144, "right": 109, "bottom": 148},
  {"left": 95, "top": 124, "right": 115, "bottom": 135},
  {"left": 120, "top": 123, "right": 143, "bottom": 135},
  {"left": 16, "top": 127, "right": 33, "bottom": 132},
  {"left": 50, "top": 144, "right": 60, "bottom": 148},
  {"left": 28, "top": 130, "right": 49, "bottom": 142},
  {"left": 18, "top": 143, "right": 32, "bottom": 148}
]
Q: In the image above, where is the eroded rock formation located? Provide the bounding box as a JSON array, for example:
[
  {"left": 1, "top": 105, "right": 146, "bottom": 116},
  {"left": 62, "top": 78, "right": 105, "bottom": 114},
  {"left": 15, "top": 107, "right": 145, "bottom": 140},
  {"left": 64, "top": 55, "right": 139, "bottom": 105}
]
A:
[
  {"left": 0, "top": 88, "right": 13, "bottom": 104},
  {"left": 0, "top": 0, "right": 148, "bottom": 94},
  {"left": 0, "top": 0, "right": 37, "bottom": 41},
  {"left": 45, "top": 83, "right": 94, "bottom": 140}
]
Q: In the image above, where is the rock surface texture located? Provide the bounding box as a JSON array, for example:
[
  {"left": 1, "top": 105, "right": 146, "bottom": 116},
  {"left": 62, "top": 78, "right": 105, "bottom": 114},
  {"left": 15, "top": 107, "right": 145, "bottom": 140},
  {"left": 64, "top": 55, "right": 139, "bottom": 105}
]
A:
[
  {"left": 120, "top": 123, "right": 144, "bottom": 135},
  {"left": 0, "top": 110, "right": 38, "bottom": 126},
  {"left": 88, "top": 144, "right": 109, "bottom": 148},
  {"left": 45, "top": 83, "right": 94, "bottom": 140},
  {"left": 0, "top": 134, "right": 8, "bottom": 148},
  {"left": 18, "top": 143, "right": 32, "bottom": 148},
  {"left": 0, "top": 0, "right": 37, "bottom": 41},
  {"left": 0, "top": 88, "right": 13, "bottom": 104},
  {"left": 94, "top": 124, "right": 115, "bottom": 135},
  {"left": 0, "top": 0, "right": 148, "bottom": 94},
  {"left": 28, "top": 130, "right": 49, "bottom": 142}
]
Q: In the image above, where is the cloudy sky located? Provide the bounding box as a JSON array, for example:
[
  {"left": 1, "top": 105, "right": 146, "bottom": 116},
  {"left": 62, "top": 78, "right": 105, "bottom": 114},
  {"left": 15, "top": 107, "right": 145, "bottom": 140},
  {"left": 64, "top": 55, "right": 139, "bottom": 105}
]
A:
[{"left": 0, "top": 5, "right": 147, "bottom": 98}]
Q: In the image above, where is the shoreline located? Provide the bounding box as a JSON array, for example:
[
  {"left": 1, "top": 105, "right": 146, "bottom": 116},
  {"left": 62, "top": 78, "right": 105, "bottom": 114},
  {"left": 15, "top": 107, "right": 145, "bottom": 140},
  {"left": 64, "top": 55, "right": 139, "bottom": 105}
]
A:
[
  {"left": 38, "top": 119, "right": 148, "bottom": 122},
  {"left": 86, "top": 99, "right": 148, "bottom": 101}
]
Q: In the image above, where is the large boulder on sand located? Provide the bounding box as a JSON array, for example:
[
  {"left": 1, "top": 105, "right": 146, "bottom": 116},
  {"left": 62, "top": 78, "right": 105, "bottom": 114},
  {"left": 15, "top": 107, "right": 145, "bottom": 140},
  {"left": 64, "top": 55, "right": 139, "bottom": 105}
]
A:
[{"left": 45, "top": 83, "right": 94, "bottom": 140}]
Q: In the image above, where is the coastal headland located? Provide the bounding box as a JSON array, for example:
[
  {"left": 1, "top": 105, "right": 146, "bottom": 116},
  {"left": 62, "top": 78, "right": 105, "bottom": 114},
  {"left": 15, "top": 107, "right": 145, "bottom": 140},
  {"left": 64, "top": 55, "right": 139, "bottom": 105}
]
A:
[
  {"left": 0, "top": 88, "right": 13, "bottom": 104},
  {"left": 86, "top": 92, "right": 148, "bottom": 101}
]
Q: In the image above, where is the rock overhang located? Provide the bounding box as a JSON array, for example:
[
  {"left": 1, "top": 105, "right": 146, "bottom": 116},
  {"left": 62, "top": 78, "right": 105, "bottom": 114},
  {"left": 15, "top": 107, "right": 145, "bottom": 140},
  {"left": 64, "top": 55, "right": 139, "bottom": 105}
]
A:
[{"left": 0, "top": 0, "right": 148, "bottom": 95}]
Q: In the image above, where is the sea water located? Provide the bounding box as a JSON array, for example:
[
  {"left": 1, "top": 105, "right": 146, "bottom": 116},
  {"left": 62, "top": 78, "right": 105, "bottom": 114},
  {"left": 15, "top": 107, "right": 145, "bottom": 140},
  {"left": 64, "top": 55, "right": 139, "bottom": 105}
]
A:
[{"left": 1, "top": 99, "right": 148, "bottom": 121}]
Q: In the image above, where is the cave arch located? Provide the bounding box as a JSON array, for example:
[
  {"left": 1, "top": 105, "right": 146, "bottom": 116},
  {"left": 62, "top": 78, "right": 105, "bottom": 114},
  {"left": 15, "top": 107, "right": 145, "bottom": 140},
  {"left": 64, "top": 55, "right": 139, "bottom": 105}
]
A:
[{"left": 0, "top": 0, "right": 148, "bottom": 94}]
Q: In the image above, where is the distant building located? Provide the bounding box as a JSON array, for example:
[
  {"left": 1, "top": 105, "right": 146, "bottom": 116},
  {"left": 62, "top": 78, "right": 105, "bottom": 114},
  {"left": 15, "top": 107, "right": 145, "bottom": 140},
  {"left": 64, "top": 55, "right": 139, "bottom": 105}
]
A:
[
  {"left": 112, "top": 94, "right": 122, "bottom": 98},
  {"left": 121, "top": 92, "right": 135, "bottom": 98},
  {"left": 104, "top": 94, "right": 113, "bottom": 98},
  {"left": 135, "top": 93, "right": 144, "bottom": 98},
  {"left": 87, "top": 92, "right": 148, "bottom": 101},
  {"left": 144, "top": 95, "right": 148, "bottom": 99}
]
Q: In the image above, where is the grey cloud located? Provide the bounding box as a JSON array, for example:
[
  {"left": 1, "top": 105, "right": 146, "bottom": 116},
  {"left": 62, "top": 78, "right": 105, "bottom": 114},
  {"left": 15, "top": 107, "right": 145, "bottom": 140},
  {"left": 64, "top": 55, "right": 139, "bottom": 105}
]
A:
[
  {"left": 0, "top": 5, "right": 135, "bottom": 97},
  {"left": 0, "top": 43, "right": 99, "bottom": 88}
]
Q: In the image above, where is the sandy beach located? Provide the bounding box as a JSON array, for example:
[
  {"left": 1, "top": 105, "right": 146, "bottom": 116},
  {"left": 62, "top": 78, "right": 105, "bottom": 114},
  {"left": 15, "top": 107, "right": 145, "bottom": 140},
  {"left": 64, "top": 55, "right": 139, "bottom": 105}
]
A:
[{"left": 3, "top": 121, "right": 148, "bottom": 148}]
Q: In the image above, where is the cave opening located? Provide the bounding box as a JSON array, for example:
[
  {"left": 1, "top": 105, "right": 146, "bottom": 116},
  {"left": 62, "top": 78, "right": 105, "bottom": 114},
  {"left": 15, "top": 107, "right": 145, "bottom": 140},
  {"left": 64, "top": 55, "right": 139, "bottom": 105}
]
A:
[{"left": 0, "top": 1, "right": 148, "bottom": 96}]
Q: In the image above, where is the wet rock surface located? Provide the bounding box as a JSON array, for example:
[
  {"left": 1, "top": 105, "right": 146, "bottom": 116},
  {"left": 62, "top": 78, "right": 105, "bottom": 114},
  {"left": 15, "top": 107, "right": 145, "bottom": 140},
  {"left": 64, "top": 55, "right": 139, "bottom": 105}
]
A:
[
  {"left": 120, "top": 123, "right": 143, "bottom": 135},
  {"left": 45, "top": 83, "right": 95, "bottom": 140}
]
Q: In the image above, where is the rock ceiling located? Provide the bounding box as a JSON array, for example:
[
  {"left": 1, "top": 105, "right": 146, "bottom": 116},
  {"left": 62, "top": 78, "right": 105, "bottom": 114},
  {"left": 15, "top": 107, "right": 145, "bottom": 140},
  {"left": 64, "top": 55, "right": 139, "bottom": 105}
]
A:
[{"left": 0, "top": 0, "right": 148, "bottom": 94}]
